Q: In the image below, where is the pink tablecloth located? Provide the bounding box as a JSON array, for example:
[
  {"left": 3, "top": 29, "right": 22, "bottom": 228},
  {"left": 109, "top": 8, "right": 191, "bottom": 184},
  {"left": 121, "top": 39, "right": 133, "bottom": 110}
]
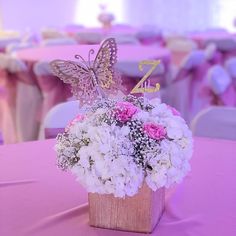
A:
[
  {"left": 1, "top": 137, "right": 236, "bottom": 236},
  {"left": 16, "top": 44, "right": 170, "bottom": 95},
  {"left": 16, "top": 44, "right": 170, "bottom": 63}
]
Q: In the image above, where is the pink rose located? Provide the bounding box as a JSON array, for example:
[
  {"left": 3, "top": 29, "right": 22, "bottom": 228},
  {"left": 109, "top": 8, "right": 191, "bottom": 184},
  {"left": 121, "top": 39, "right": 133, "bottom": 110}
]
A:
[
  {"left": 114, "top": 101, "right": 139, "bottom": 122},
  {"left": 65, "top": 114, "right": 84, "bottom": 131},
  {"left": 143, "top": 123, "right": 166, "bottom": 140},
  {"left": 167, "top": 105, "right": 181, "bottom": 116}
]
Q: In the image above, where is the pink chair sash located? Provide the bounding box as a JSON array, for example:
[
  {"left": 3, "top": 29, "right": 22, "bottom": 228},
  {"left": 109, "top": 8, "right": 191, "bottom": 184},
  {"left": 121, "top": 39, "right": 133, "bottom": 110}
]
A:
[
  {"left": 44, "top": 128, "right": 65, "bottom": 139},
  {"left": 16, "top": 70, "right": 38, "bottom": 85},
  {"left": 0, "top": 69, "right": 18, "bottom": 104},
  {"left": 173, "top": 62, "right": 212, "bottom": 122},
  {"left": 175, "top": 62, "right": 211, "bottom": 83},
  {"left": 0, "top": 132, "right": 4, "bottom": 145},
  {"left": 14, "top": 69, "right": 43, "bottom": 142},
  {"left": 0, "top": 131, "right": 3, "bottom": 144},
  {"left": 175, "top": 62, "right": 211, "bottom": 107},
  {"left": 0, "top": 62, "right": 43, "bottom": 143},
  {"left": 0, "top": 84, "right": 6, "bottom": 145},
  {"left": 0, "top": 86, "right": 6, "bottom": 98},
  {"left": 0, "top": 69, "right": 18, "bottom": 143},
  {"left": 139, "top": 35, "right": 164, "bottom": 46},
  {"left": 201, "top": 84, "right": 236, "bottom": 107},
  {"left": 219, "top": 84, "right": 236, "bottom": 106},
  {"left": 233, "top": 80, "right": 236, "bottom": 90},
  {"left": 208, "top": 50, "right": 223, "bottom": 65},
  {"left": 5, "top": 73, "right": 18, "bottom": 107},
  {"left": 171, "top": 51, "right": 189, "bottom": 67},
  {"left": 221, "top": 49, "right": 236, "bottom": 63},
  {"left": 0, "top": 68, "right": 7, "bottom": 82}
]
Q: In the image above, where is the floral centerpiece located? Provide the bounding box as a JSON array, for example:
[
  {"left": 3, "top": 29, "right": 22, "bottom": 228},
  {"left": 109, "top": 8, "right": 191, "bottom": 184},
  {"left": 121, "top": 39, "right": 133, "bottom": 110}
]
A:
[
  {"left": 55, "top": 95, "right": 193, "bottom": 198},
  {"left": 50, "top": 38, "right": 193, "bottom": 233}
]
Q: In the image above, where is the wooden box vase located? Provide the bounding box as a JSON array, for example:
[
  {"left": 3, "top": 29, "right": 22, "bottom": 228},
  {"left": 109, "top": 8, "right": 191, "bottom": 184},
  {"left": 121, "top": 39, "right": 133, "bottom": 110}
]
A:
[{"left": 88, "top": 183, "right": 165, "bottom": 233}]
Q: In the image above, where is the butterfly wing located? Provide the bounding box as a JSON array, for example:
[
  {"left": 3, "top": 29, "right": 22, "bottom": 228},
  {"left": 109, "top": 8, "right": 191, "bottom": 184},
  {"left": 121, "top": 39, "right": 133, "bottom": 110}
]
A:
[
  {"left": 92, "top": 38, "right": 123, "bottom": 94},
  {"left": 50, "top": 59, "right": 98, "bottom": 104},
  {"left": 50, "top": 59, "right": 88, "bottom": 84}
]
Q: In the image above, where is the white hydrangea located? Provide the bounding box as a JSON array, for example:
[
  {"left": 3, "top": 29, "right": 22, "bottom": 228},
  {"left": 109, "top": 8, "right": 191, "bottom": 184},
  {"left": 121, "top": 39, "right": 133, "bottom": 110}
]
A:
[
  {"left": 144, "top": 107, "right": 193, "bottom": 191},
  {"left": 71, "top": 124, "right": 144, "bottom": 198},
  {"left": 55, "top": 96, "right": 193, "bottom": 198}
]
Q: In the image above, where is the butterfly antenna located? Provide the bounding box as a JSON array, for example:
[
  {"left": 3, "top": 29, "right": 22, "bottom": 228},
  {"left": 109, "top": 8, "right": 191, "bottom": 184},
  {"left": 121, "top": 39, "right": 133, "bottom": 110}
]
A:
[
  {"left": 88, "top": 49, "right": 95, "bottom": 67},
  {"left": 75, "top": 54, "right": 89, "bottom": 70}
]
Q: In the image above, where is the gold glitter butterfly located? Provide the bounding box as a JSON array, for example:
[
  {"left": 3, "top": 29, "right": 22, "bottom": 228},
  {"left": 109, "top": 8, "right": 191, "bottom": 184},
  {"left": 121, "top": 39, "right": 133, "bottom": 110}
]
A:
[{"left": 50, "top": 38, "right": 122, "bottom": 105}]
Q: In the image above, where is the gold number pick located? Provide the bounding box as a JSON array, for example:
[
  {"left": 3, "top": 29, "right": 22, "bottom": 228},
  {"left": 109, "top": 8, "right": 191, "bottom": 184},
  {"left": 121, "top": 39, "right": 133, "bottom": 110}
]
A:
[{"left": 130, "top": 60, "right": 161, "bottom": 94}]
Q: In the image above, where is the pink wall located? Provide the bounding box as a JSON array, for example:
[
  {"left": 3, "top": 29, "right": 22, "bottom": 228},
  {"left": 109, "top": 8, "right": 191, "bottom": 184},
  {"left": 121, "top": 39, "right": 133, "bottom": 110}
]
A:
[{"left": 0, "top": 0, "right": 77, "bottom": 31}]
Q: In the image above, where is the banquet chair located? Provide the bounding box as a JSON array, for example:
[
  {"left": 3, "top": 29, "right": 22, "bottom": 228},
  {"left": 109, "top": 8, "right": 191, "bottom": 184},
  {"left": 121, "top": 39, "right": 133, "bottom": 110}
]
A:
[
  {"left": 166, "top": 37, "right": 198, "bottom": 66},
  {"left": 204, "top": 38, "right": 236, "bottom": 52},
  {"left": 43, "top": 100, "right": 82, "bottom": 139},
  {"left": 178, "top": 50, "right": 206, "bottom": 70},
  {"left": 167, "top": 50, "right": 208, "bottom": 122},
  {"left": 0, "top": 130, "right": 3, "bottom": 144},
  {"left": 200, "top": 65, "right": 235, "bottom": 107},
  {"left": 0, "top": 38, "right": 21, "bottom": 52},
  {"left": 0, "top": 83, "right": 5, "bottom": 144},
  {"left": 205, "top": 27, "right": 228, "bottom": 33},
  {"left": 6, "top": 42, "right": 35, "bottom": 54},
  {"left": 0, "top": 53, "right": 18, "bottom": 143},
  {"left": 112, "top": 24, "right": 134, "bottom": 29},
  {"left": 33, "top": 61, "right": 72, "bottom": 138},
  {"left": 21, "top": 28, "right": 40, "bottom": 44},
  {"left": 204, "top": 38, "right": 236, "bottom": 62},
  {"left": 76, "top": 32, "right": 103, "bottom": 44},
  {"left": 64, "top": 24, "right": 84, "bottom": 32},
  {"left": 8, "top": 56, "right": 42, "bottom": 142},
  {"left": 191, "top": 106, "right": 236, "bottom": 140},
  {"left": 41, "top": 37, "right": 77, "bottom": 46},
  {"left": 0, "top": 53, "right": 10, "bottom": 68},
  {"left": 109, "top": 34, "right": 140, "bottom": 45},
  {"left": 166, "top": 36, "right": 198, "bottom": 51},
  {"left": 40, "top": 27, "right": 67, "bottom": 39},
  {"left": 225, "top": 57, "right": 236, "bottom": 88},
  {"left": 136, "top": 26, "right": 163, "bottom": 45},
  {"left": 204, "top": 43, "right": 223, "bottom": 64}
]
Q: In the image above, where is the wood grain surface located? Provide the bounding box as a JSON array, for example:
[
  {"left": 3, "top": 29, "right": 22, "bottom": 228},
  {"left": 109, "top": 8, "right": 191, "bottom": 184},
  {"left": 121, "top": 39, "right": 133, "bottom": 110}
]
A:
[{"left": 88, "top": 183, "right": 165, "bottom": 233}]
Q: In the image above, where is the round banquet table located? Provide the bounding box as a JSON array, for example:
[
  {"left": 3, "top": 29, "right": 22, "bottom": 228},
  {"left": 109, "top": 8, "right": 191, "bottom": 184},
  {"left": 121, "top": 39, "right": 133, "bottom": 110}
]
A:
[
  {"left": 16, "top": 44, "right": 171, "bottom": 97},
  {"left": 0, "top": 37, "right": 20, "bottom": 52},
  {"left": 189, "top": 31, "right": 236, "bottom": 48},
  {"left": 15, "top": 44, "right": 171, "bottom": 90},
  {"left": 66, "top": 26, "right": 139, "bottom": 37},
  {"left": 16, "top": 44, "right": 170, "bottom": 63},
  {"left": 0, "top": 30, "right": 21, "bottom": 51},
  {"left": 12, "top": 45, "right": 171, "bottom": 143},
  {"left": 0, "top": 137, "right": 236, "bottom": 236}
]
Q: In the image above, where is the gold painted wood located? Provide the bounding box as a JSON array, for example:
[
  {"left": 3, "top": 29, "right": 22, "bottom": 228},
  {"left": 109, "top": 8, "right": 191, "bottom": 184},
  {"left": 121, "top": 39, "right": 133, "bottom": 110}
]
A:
[{"left": 88, "top": 183, "right": 165, "bottom": 233}]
